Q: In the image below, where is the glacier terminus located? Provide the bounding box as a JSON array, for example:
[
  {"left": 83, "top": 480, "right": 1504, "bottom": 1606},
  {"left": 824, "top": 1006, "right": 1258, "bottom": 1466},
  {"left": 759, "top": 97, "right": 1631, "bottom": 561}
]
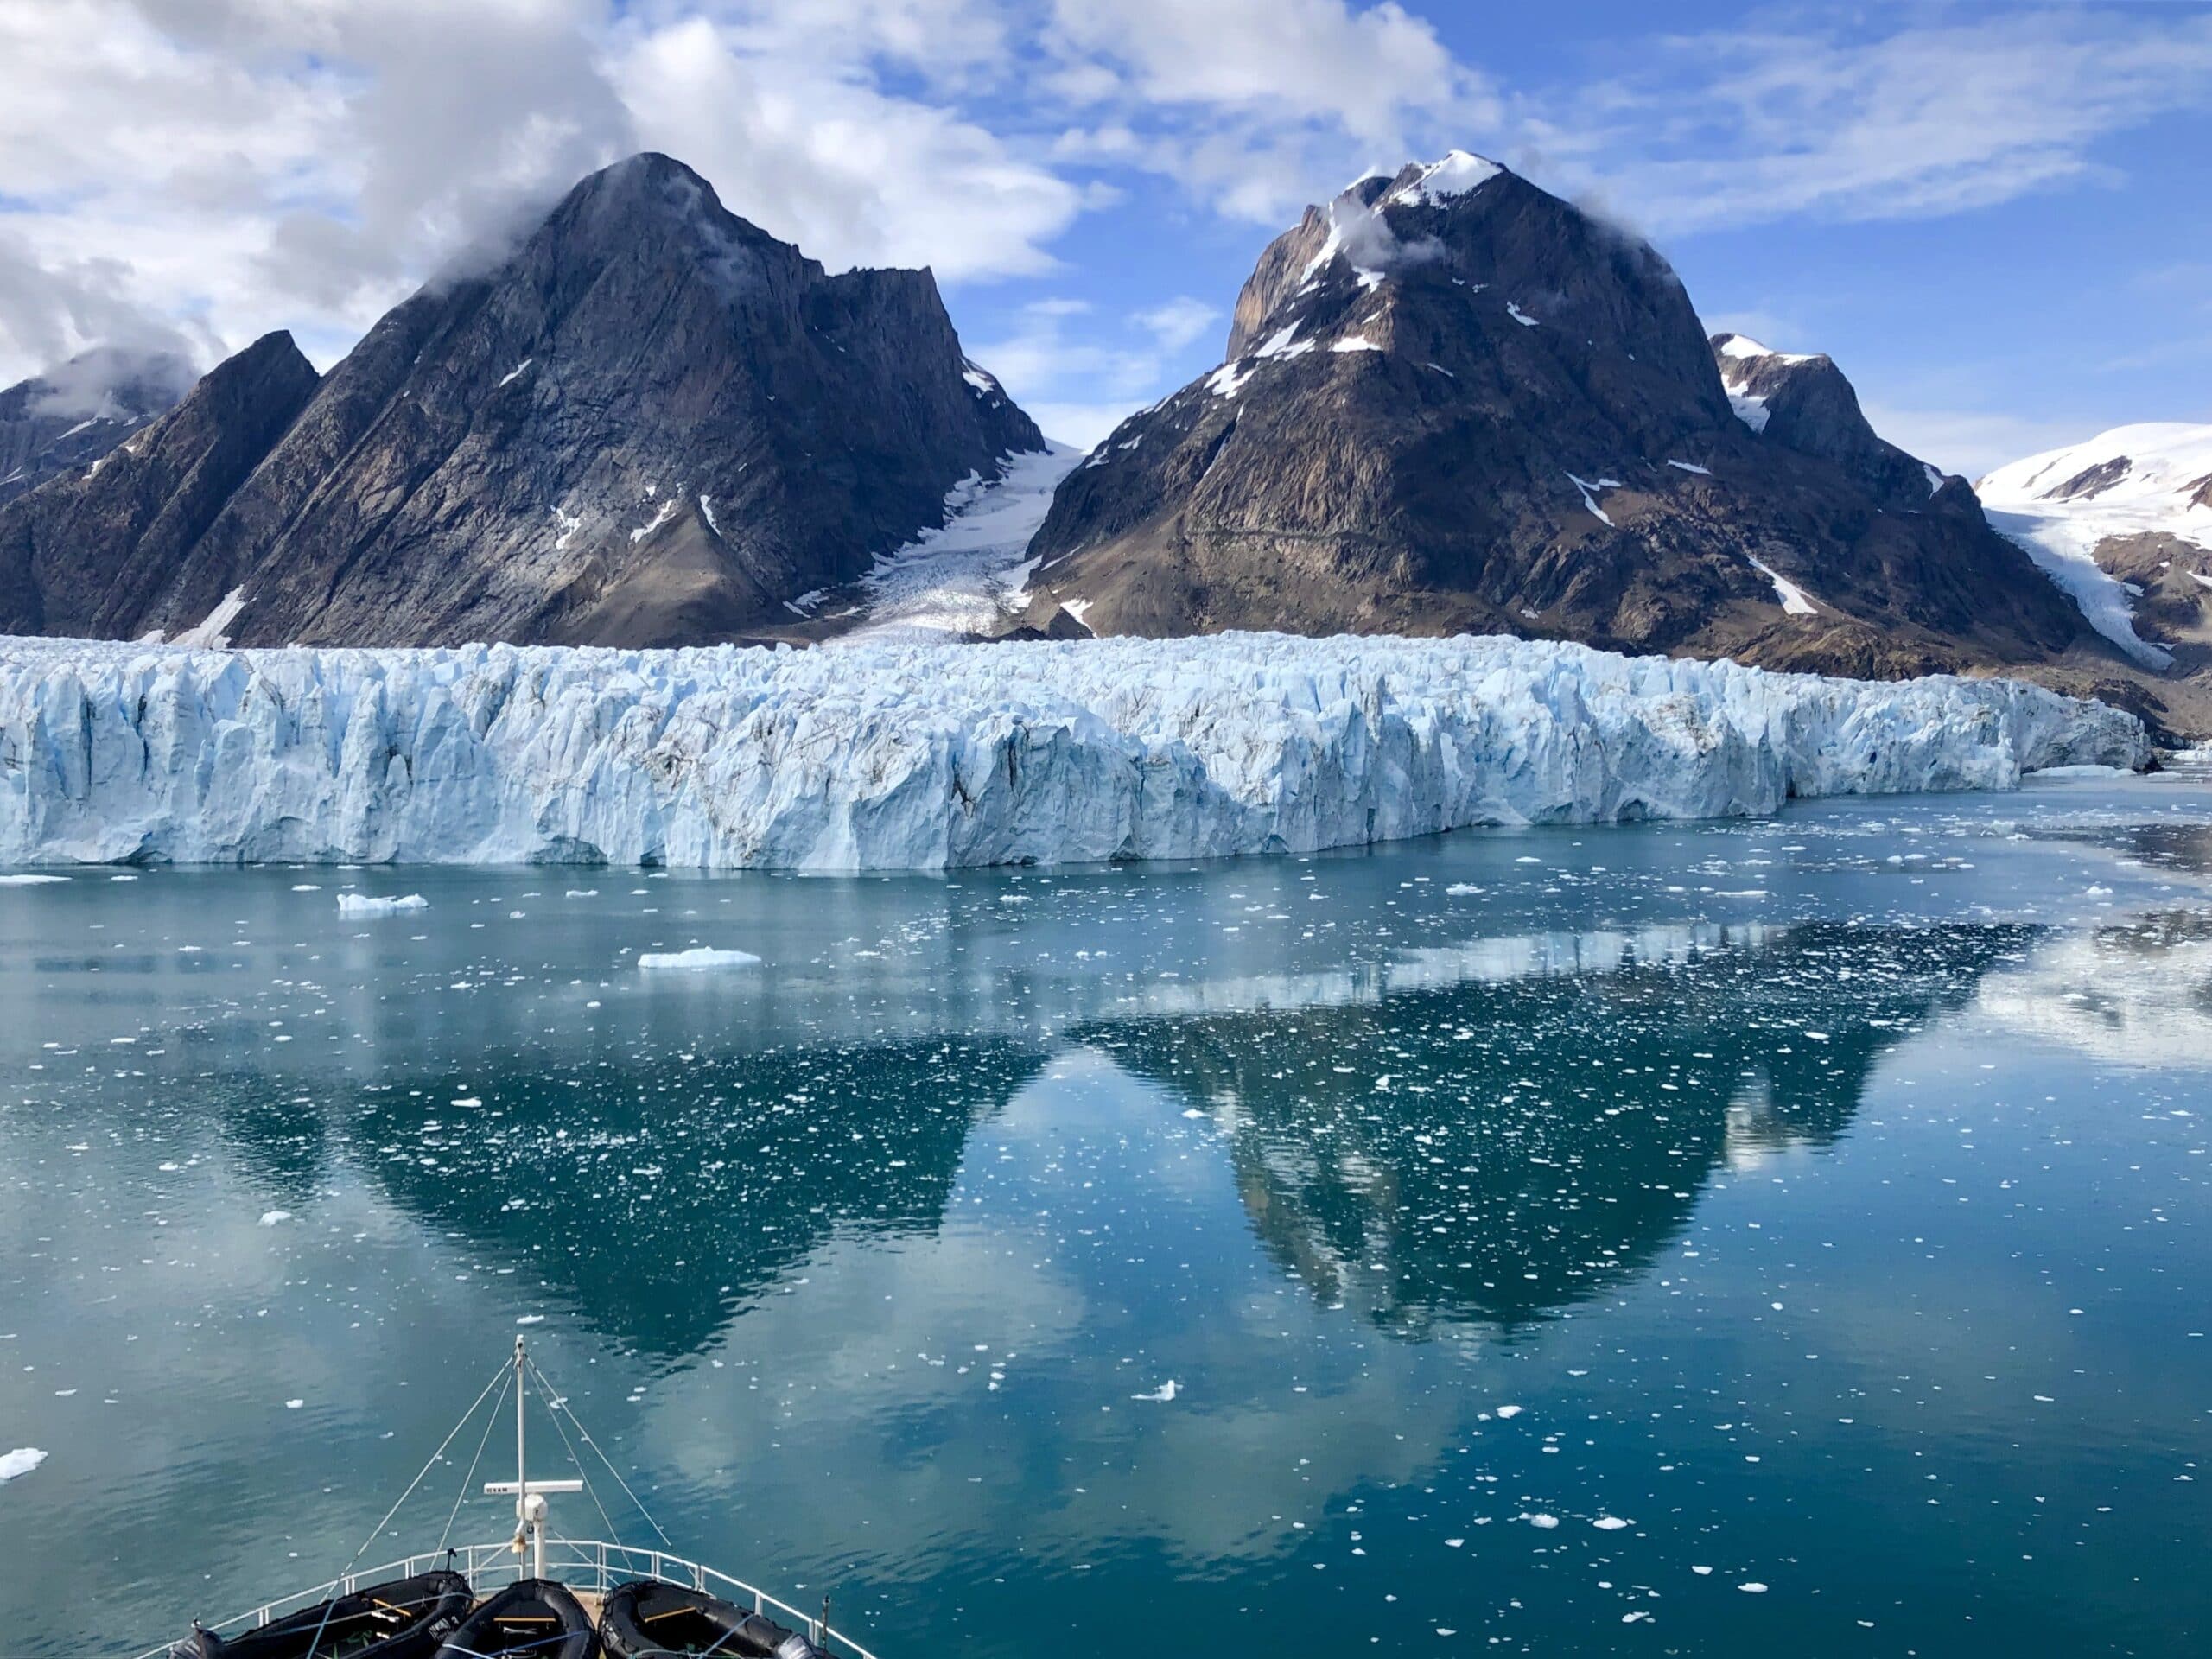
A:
[{"left": 0, "top": 632, "right": 2148, "bottom": 872}]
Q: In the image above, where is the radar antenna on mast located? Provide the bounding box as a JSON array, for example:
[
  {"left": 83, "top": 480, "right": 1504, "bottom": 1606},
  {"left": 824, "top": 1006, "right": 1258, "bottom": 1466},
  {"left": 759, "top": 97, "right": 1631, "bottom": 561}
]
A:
[{"left": 481, "top": 1335, "right": 583, "bottom": 1580}]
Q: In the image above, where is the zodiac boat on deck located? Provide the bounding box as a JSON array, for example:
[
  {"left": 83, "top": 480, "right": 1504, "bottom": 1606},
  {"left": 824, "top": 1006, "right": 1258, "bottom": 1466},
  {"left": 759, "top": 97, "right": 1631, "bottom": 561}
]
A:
[{"left": 149, "top": 1338, "right": 850, "bottom": 1659}]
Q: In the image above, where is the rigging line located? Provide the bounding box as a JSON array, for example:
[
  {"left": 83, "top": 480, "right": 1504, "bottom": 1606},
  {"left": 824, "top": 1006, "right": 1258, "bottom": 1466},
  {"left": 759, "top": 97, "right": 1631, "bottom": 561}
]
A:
[
  {"left": 526, "top": 1356, "right": 674, "bottom": 1548},
  {"left": 524, "top": 1358, "right": 621, "bottom": 1547},
  {"left": 440, "top": 1363, "right": 513, "bottom": 1552},
  {"left": 302, "top": 1355, "right": 512, "bottom": 1659}
]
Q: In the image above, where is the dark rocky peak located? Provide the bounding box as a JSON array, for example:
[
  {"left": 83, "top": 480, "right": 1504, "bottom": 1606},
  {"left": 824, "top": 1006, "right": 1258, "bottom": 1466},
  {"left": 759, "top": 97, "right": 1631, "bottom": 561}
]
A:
[
  {"left": 1710, "top": 332, "right": 1950, "bottom": 512},
  {"left": 0, "top": 331, "right": 317, "bottom": 637},
  {"left": 519, "top": 151, "right": 815, "bottom": 300},
  {"left": 0, "top": 345, "right": 200, "bottom": 505},
  {"left": 1224, "top": 152, "right": 1723, "bottom": 403}
]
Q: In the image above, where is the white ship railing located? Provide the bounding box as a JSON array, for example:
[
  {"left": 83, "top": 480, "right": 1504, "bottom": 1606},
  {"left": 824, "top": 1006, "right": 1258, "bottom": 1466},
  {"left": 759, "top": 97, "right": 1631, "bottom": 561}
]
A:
[{"left": 127, "top": 1537, "right": 880, "bottom": 1659}]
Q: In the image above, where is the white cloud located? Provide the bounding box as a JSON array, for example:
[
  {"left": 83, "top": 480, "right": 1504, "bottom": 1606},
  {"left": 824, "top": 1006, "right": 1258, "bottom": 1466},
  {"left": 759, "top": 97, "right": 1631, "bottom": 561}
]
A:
[
  {"left": 1134, "top": 296, "right": 1220, "bottom": 354},
  {"left": 610, "top": 13, "right": 1084, "bottom": 283},
  {"left": 969, "top": 296, "right": 1221, "bottom": 448},
  {"left": 1533, "top": 10, "right": 2212, "bottom": 236}
]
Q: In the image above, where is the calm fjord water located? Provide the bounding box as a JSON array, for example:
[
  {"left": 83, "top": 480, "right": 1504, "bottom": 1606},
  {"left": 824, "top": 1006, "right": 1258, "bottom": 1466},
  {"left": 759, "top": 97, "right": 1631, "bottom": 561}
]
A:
[{"left": 1, "top": 774, "right": 2207, "bottom": 1656}]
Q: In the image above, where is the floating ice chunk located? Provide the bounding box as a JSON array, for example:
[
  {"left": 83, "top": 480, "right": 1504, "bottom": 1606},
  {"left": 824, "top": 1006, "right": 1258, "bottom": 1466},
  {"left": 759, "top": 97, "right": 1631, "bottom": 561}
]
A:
[
  {"left": 1738, "top": 1582, "right": 1769, "bottom": 1593},
  {"left": 258, "top": 1209, "right": 293, "bottom": 1226},
  {"left": 0, "top": 874, "right": 68, "bottom": 886},
  {"left": 1494, "top": 1404, "right": 1524, "bottom": 1418},
  {"left": 1592, "top": 1516, "right": 1630, "bottom": 1530},
  {"left": 1446, "top": 882, "right": 1480, "bottom": 895},
  {"left": 515, "top": 1314, "right": 545, "bottom": 1325},
  {"left": 284, "top": 1399, "right": 304, "bottom": 1410},
  {"left": 0, "top": 1448, "right": 46, "bottom": 1483},
  {"left": 337, "top": 893, "right": 427, "bottom": 916},
  {"left": 1131, "top": 1381, "right": 1179, "bottom": 1402},
  {"left": 1523, "top": 1512, "right": 1560, "bottom": 1529},
  {"left": 638, "top": 947, "right": 761, "bottom": 970}
]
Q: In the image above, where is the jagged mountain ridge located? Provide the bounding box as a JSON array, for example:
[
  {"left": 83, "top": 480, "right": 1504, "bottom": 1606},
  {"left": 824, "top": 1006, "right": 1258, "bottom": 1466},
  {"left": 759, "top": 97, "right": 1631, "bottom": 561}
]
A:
[
  {"left": 0, "top": 346, "right": 195, "bottom": 508},
  {"left": 0, "top": 153, "right": 1041, "bottom": 648},
  {"left": 1021, "top": 153, "right": 2099, "bottom": 685}
]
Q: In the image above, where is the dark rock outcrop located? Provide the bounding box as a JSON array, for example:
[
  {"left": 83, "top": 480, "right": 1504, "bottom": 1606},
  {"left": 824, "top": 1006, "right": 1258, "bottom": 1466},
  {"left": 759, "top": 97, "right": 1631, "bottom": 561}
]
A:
[
  {"left": 0, "top": 153, "right": 1041, "bottom": 647},
  {"left": 0, "top": 347, "right": 194, "bottom": 507},
  {"left": 0, "top": 334, "right": 318, "bottom": 637},
  {"left": 1023, "top": 153, "right": 2095, "bottom": 681}
]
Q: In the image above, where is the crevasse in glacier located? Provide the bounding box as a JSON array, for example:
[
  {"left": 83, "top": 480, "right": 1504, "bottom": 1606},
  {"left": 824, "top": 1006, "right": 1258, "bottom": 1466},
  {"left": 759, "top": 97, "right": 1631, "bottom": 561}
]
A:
[{"left": 0, "top": 632, "right": 2148, "bottom": 870}]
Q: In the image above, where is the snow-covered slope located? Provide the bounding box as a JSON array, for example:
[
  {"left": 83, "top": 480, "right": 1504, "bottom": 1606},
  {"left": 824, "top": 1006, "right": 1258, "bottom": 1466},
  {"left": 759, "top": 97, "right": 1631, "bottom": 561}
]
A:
[
  {"left": 0, "top": 633, "right": 2145, "bottom": 871},
  {"left": 835, "top": 443, "right": 1081, "bottom": 642},
  {"left": 1976, "top": 423, "right": 2212, "bottom": 668}
]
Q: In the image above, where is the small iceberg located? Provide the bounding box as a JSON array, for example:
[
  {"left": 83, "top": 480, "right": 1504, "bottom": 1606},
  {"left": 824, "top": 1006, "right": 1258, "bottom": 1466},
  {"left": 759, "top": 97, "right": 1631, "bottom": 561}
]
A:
[
  {"left": 337, "top": 893, "right": 427, "bottom": 916},
  {"left": 638, "top": 947, "right": 761, "bottom": 970},
  {"left": 0, "top": 1447, "right": 47, "bottom": 1483}
]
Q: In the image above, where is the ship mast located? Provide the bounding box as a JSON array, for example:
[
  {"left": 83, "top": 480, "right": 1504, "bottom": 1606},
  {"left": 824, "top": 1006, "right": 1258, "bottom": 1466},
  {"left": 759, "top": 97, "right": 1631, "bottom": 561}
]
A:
[{"left": 483, "top": 1334, "right": 582, "bottom": 1580}]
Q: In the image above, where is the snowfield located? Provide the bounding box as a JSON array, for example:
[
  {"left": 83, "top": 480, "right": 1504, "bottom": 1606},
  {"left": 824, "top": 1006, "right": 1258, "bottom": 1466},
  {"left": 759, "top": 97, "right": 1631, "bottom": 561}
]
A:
[{"left": 0, "top": 632, "right": 2147, "bottom": 871}]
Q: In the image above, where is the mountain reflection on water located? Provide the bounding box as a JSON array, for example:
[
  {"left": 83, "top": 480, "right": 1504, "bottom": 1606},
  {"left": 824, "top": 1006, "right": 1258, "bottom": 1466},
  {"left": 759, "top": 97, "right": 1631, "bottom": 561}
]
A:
[
  {"left": 1091, "top": 921, "right": 2028, "bottom": 1333},
  {"left": 170, "top": 914, "right": 2035, "bottom": 1352},
  {"left": 4, "top": 777, "right": 2212, "bottom": 1659}
]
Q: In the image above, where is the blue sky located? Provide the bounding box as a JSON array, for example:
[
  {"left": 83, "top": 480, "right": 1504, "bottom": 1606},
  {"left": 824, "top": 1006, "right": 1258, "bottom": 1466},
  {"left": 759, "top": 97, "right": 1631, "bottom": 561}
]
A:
[{"left": 2, "top": 1, "right": 2207, "bottom": 474}]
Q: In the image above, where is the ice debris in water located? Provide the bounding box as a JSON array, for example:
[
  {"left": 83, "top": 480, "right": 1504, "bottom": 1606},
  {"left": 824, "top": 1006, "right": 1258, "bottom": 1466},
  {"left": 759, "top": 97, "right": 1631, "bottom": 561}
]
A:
[
  {"left": 1131, "top": 1381, "right": 1179, "bottom": 1402},
  {"left": 258, "top": 1209, "right": 292, "bottom": 1226},
  {"left": 0, "top": 874, "right": 68, "bottom": 885},
  {"left": 336, "top": 893, "right": 426, "bottom": 916},
  {"left": 638, "top": 947, "right": 761, "bottom": 970},
  {"left": 0, "top": 633, "right": 2145, "bottom": 872},
  {"left": 0, "top": 1448, "right": 47, "bottom": 1482}
]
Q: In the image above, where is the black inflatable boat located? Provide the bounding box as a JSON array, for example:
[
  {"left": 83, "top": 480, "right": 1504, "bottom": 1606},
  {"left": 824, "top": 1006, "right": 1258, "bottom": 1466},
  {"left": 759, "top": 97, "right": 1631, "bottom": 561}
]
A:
[
  {"left": 430, "top": 1580, "right": 594, "bottom": 1659},
  {"left": 597, "top": 1578, "right": 830, "bottom": 1659},
  {"left": 173, "top": 1571, "right": 473, "bottom": 1659}
]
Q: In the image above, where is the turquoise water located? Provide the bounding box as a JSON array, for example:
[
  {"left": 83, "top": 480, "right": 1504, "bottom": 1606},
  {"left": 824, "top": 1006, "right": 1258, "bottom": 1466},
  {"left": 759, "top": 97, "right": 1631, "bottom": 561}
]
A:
[{"left": 1, "top": 774, "right": 2207, "bottom": 1656}]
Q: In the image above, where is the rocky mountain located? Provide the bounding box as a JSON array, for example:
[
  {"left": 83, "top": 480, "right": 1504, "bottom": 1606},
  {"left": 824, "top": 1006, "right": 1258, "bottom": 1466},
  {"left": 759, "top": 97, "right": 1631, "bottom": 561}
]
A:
[
  {"left": 0, "top": 152, "right": 1041, "bottom": 647},
  {"left": 1978, "top": 423, "right": 2212, "bottom": 671},
  {"left": 0, "top": 333, "right": 319, "bottom": 639},
  {"left": 1020, "top": 153, "right": 2106, "bottom": 688},
  {"left": 0, "top": 347, "right": 195, "bottom": 507}
]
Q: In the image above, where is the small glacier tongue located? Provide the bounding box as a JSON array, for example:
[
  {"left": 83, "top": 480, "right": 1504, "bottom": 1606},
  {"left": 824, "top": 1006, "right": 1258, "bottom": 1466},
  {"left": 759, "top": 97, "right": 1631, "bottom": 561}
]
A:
[{"left": 0, "top": 632, "right": 2145, "bottom": 872}]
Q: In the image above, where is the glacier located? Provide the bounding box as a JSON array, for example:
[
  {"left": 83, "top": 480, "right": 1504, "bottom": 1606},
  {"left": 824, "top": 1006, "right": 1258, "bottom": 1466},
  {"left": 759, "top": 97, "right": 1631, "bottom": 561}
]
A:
[{"left": 0, "top": 632, "right": 2147, "bottom": 872}]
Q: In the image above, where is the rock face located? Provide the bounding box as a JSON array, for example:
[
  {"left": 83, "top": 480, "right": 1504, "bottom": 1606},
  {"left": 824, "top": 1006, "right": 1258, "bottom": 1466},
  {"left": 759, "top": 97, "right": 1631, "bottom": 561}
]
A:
[
  {"left": 0, "top": 334, "right": 320, "bottom": 639},
  {"left": 0, "top": 153, "right": 1041, "bottom": 648},
  {"left": 1024, "top": 155, "right": 2095, "bottom": 683},
  {"left": 0, "top": 347, "right": 195, "bottom": 507},
  {"left": 0, "top": 632, "right": 2146, "bottom": 871}
]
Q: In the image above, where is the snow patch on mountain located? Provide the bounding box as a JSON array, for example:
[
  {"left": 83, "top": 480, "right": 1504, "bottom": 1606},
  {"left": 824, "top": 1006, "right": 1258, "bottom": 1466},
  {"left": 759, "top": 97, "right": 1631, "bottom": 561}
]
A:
[
  {"left": 1748, "top": 557, "right": 1819, "bottom": 616},
  {"left": 0, "top": 632, "right": 2145, "bottom": 873},
  {"left": 1389, "top": 150, "right": 1503, "bottom": 207}
]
